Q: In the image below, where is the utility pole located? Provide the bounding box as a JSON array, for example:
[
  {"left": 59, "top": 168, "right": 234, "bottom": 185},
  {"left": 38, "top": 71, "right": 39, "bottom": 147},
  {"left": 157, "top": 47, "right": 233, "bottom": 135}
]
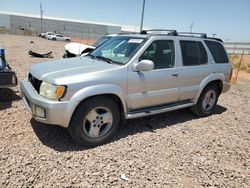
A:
[
  {"left": 140, "top": 0, "right": 146, "bottom": 33},
  {"left": 189, "top": 21, "right": 194, "bottom": 34},
  {"left": 40, "top": 2, "right": 43, "bottom": 33},
  {"left": 212, "top": 33, "right": 216, "bottom": 38}
]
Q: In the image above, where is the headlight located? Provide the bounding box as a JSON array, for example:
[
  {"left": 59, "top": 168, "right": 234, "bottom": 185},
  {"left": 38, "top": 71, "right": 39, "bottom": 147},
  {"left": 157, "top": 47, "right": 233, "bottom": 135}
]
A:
[{"left": 39, "top": 82, "right": 66, "bottom": 100}]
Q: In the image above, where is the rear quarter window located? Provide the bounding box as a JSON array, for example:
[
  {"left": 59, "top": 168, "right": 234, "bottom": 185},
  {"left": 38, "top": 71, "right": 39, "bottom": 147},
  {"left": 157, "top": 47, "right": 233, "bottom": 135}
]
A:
[{"left": 205, "top": 40, "right": 229, "bottom": 63}]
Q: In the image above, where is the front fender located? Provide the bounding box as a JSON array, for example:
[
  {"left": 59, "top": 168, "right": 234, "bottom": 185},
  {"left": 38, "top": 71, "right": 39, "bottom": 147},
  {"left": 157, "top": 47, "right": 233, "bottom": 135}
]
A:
[
  {"left": 63, "top": 84, "right": 127, "bottom": 127},
  {"left": 193, "top": 73, "right": 225, "bottom": 102}
]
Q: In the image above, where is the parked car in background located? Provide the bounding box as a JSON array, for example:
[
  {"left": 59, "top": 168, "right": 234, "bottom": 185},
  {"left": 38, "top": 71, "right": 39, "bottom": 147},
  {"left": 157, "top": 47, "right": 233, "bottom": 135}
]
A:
[
  {"left": 63, "top": 34, "right": 116, "bottom": 58},
  {"left": 39, "top": 32, "right": 55, "bottom": 38},
  {"left": 48, "top": 34, "right": 70, "bottom": 42},
  {"left": 39, "top": 32, "right": 46, "bottom": 38},
  {"left": 21, "top": 29, "right": 232, "bottom": 147},
  {"left": 44, "top": 32, "right": 55, "bottom": 39}
]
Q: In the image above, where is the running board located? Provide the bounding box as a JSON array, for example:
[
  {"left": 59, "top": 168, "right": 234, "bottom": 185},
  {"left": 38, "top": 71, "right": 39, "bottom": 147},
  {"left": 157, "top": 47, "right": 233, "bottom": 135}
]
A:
[{"left": 126, "top": 102, "right": 195, "bottom": 119}]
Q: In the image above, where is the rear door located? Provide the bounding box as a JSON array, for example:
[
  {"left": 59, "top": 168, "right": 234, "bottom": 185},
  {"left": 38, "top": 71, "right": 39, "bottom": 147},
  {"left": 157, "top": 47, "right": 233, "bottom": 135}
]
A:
[{"left": 177, "top": 40, "right": 213, "bottom": 100}]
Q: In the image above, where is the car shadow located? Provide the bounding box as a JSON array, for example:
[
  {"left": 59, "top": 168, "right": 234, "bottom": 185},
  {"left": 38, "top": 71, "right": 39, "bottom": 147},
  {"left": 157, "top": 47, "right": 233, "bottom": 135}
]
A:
[
  {"left": 30, "top": 105, "right": 227, "bottom": 152},
  {"left": 0, "top": 89, "right": 22, "bottom": 111}
]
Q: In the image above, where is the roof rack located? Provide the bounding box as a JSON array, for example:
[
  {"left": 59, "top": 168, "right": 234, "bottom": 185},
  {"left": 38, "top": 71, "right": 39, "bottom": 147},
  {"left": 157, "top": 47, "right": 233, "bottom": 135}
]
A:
[
  {"left": 178, "top": 32, "right": 207, "bottom": 38},
  {"left": 141, "top": 29, "right": 178, "bottom": 36},
  {"left": 140, "top": 29, "right": 223, "bottom": 42}
]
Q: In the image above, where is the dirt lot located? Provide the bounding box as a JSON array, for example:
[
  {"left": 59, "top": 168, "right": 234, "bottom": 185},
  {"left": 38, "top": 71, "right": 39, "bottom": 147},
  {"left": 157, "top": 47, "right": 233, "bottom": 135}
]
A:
[{"left": 0, "top": 34, "right": 249, "bottom": 187}]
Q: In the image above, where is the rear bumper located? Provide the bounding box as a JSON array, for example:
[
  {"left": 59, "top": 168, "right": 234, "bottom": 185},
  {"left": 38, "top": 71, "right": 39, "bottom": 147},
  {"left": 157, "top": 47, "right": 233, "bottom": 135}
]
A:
[
  {"left": 222, "top": 82, "right": 231, "bottom": 93},
  {"left": 20, "top": 79, "right": 69, "bottom": 127}
]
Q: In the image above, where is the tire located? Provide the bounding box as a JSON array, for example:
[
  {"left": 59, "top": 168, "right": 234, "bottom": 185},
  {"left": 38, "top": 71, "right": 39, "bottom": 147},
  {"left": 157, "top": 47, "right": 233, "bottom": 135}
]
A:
[
  {"left": 191, "top": 84, "right": 219, "bottom": 117},
  {"left": 52, "top": 38, "right": 56, "bottom": 41},
  {"left": 66, "top": 39, "right": 70, "bottom": 42},
  {"left": 0, "top": 88, "right": 13, "bottom": 102},
  {"left": 68, "top": 96, "right": 120, "bottom": 147}
]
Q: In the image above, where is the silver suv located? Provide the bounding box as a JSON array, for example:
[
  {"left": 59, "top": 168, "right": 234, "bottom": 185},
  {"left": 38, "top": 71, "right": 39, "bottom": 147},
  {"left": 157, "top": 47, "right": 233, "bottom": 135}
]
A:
[{"left": 21, "top": 30, "right": 232, "bottom": 147}]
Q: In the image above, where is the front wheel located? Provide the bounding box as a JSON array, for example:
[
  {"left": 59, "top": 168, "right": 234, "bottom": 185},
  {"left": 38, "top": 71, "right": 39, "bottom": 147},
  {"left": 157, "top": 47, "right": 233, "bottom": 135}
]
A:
[
  {"left": 191, "top": 84, "right": 219, "bottom": 117},
  {"left": 68, "top": 96, "right": 120, "bottom": 147}
]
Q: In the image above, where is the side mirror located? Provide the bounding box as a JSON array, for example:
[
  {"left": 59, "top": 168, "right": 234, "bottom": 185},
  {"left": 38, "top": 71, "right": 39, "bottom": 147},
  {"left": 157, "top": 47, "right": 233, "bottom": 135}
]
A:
[{"left": 133, "top": 60, "right": 154, "bottom": 72}]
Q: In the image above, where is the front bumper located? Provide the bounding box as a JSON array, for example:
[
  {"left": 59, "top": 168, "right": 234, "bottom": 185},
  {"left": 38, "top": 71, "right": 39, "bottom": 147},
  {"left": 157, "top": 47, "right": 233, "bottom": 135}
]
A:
[
  {"left": 222, "top": 82, "right": 231, "bottom": 93},
  {"left": 20, "top": 79, "right": 69, "bottom": 127}
]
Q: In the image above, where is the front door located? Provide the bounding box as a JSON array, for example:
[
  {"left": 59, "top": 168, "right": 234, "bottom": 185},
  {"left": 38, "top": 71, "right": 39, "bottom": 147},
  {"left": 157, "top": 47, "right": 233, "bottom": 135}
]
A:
[{"left": 128, "top": 40, "right": 180, "bottom": 110}]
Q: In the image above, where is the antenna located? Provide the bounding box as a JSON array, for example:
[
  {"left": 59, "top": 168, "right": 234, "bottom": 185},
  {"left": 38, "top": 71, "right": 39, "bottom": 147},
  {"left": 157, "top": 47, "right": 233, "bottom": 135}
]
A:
[
  {"left": 140, "top": 0, "right": 146, "bottom": 33},
  {"left": 40, "top": 2, "right": 43, "bottom": 33},
  {"left": 189, "top": 21, "right": 194, "bottom": 34}
]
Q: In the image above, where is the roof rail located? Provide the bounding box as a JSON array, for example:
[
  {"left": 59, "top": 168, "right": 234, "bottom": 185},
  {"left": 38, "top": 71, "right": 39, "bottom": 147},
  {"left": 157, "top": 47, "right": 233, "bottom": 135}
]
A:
[
  {"left": 141, "top": 29, "right": 178, "bottom": 36},
  {"left": 178, "top": 32, "right": 207, "bottom": 38},
  {"left": 139, "top": 29, "right": 223, "bottom": 42}
]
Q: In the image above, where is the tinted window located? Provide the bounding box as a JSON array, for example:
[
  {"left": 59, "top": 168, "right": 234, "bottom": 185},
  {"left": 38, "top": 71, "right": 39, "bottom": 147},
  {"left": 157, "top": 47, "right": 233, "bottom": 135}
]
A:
[
  {"left": 140, "top": 40, "right": 175, "bottom": 69},
  {"left": 180, "top": 41, "right": 208, "bottom": 66},
  {"left": 197, "top": 42, "right": 208, "bottom": 64},
  {"left": 205, "top": 40, "right": 229, "bottom": 63}
]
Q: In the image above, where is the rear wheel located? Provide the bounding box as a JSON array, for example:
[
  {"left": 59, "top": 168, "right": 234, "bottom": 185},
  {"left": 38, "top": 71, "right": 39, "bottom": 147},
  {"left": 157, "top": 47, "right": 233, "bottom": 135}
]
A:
[
  {"left": 191, "top": 84, "right": 219, "bottom": 117},
  {"left": 66, "top": 39, "right": 70, "bottom": 42},
  {"left": 52, "top": 38, "right": 56, "bottom": 41},
  {"left": 68, "top": 96, "right": 120, "bottom": 147}
]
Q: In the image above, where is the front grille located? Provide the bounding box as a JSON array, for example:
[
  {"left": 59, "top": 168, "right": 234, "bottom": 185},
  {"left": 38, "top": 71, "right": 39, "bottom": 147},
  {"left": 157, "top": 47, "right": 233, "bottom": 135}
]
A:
[{"left": 28, "top": 73, "right": 42, "bottom": 92}]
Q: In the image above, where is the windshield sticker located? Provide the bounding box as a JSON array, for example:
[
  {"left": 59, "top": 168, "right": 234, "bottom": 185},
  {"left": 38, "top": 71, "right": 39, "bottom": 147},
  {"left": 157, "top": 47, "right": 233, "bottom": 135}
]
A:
[{"left": 128, "top": 39, "right": 143, "bottom": 43}]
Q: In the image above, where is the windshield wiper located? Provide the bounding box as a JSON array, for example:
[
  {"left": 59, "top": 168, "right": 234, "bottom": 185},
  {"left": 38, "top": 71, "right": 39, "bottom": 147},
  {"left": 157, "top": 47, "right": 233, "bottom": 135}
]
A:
[
  {"left": 87, "top": 54, "right": 96, "bottom": 59},
  {"left": 95, "top": 56, "right": 114, "bottom": 64}
]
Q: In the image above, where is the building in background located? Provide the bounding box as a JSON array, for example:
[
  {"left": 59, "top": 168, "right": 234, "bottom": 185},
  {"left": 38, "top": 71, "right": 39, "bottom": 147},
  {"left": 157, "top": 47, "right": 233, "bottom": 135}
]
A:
[
  {"left": 0, "top": 11, "right": 122, "bottom": 40},
  {"left": 224, "top": 42, "right": 250, "bottom": 55}
]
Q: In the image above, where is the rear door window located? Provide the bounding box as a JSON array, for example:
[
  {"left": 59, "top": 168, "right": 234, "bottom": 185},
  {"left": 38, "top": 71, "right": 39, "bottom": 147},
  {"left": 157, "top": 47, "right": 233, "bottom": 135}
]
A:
[
  {"left": 180, "top": 41, "right": 208, "bottom": 66},
  {"left": 197, "top": 42, "right": 208, "bottom": 64},
  {"left": 205, "top": 40, "right": 229, "bottom": 63}
]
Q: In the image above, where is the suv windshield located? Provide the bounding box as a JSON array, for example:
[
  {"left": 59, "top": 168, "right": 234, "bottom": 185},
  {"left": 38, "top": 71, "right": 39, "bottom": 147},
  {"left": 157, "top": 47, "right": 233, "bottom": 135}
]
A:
[
  {"left": 93, "top": 36, "right": 111, "bottom": 47},
  {"left": 90, "top": 36, "right": 145, "bottom": 65}
]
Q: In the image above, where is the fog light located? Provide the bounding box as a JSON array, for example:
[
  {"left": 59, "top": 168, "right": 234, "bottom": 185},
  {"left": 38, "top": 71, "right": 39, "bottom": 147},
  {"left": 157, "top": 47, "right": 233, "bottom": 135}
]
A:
[{"left": 35, "top": 106, "right": 46, "bottom": 118}]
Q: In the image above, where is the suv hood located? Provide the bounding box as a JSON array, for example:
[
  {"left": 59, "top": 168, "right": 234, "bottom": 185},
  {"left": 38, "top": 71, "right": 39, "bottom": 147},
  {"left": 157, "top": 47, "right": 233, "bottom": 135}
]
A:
[{"left": 29, "top": 57, "right": 120, "bottom": 83}]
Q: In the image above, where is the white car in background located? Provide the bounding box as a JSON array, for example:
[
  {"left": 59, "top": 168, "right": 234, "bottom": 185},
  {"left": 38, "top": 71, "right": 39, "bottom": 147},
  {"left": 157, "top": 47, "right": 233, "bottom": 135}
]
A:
[
  {"left": 39, "top": 32, "right": 55, "bottom": 38},
  {"left": 63, "top": 34, "right": 116, "bottom": 58},
  {"left": 48, "top": 34, "right": 70, "bottom": 42},
  {"left": 44, "top": 32, "right": 55, "bottom": 39}
]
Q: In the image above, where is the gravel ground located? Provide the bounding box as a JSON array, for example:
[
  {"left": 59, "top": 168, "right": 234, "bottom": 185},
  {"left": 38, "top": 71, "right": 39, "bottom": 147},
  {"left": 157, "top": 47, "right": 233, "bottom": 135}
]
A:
[{"left": 0, "top": 34, "right": 249, "bottom": 187}]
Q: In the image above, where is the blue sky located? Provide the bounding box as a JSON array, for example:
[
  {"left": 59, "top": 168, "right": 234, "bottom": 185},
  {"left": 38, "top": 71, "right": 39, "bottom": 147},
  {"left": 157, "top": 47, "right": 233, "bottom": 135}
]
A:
[{"left": 0, "top": 0, "right": 250, "bottom": 41}]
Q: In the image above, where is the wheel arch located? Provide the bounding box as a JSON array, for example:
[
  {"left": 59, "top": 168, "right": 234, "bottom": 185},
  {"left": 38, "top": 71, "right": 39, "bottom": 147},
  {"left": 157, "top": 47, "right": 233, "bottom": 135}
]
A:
[
  {"left": 63, "top": 84, "right": 127, "bottom": 127},
  {"left": 194, "top": 73, "right": 225, "bottom": 103}
]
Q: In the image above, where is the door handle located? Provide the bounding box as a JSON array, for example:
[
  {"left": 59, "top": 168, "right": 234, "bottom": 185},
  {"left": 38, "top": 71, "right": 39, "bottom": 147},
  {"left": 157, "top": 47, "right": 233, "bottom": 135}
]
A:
[{"left": 172, "top": 72, "right": 179, "bottom": 77}]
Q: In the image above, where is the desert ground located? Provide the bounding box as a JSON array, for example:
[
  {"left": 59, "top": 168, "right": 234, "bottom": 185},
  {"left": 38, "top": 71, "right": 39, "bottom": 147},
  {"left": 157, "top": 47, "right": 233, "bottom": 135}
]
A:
[{"left": 0, "top": 34, "right": 249, "bottom": 187}]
